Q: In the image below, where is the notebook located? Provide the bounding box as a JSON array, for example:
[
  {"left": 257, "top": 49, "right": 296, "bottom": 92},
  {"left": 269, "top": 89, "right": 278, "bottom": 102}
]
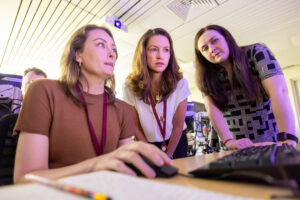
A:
[{"left": 0, "top": 171, "right": 260, "bottom": 200}]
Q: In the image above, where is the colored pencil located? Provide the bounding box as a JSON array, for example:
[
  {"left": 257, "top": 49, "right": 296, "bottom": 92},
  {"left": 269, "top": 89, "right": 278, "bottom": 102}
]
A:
[{"left": 25, "top": 174, "right": 112, "bottom": 200}]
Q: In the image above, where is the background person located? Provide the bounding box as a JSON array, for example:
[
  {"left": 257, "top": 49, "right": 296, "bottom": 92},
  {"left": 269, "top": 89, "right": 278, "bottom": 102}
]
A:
[
  {"left": 0, "top": 67, "right": 47, "bottom": 185},
  {"left": 21, "top": 67, "right": 47, "bottom": 98}
]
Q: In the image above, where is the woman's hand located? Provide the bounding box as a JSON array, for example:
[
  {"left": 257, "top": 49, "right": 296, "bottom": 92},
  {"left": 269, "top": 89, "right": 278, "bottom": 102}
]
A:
[
  {"left": 253, "top": 140, "right": 296, "bottom": 148},
  {"left": 225, "top": 138, "right": 254, "bottom": 150},
  {"left": 278, "top": 140, "right": 296, "bottom": 148},
  {"left": 254, "top": 140, "right": 296, "bottom": 148},
  {"left": 227, "top": 139, "right": 296, "bottom": 150},
  {"left": 88, "top": 141, "right": 171, "bottom": 178},
  {"left": 253, "top": 141, "right": 276, "bottom": 147}
]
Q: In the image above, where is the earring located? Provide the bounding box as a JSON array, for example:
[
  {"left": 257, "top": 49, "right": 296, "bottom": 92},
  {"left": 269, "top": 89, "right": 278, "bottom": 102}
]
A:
[
  {"left": 138, "top": 82, "right": 144, "bottom": 89},
  {"left": 78, "top": 61, "right": 82, "bottom": 67}
]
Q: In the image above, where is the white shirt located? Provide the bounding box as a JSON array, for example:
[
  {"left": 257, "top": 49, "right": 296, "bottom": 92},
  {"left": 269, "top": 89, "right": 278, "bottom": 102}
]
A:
[{"left": 123, "top": 78, "right": 191, "bottom": 142}]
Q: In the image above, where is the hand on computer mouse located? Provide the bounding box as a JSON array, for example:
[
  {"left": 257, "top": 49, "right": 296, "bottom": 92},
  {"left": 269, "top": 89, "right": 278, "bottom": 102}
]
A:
[
  {"left": 89, "top": 141, "right": 171, "bottom": 178},
  {"left": 125, "top": 153, "right": 178, "bottom": 178}
]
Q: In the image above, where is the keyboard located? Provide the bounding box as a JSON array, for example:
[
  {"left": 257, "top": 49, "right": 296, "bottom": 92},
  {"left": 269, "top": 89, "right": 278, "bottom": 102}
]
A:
[{"left": 189, "top": 144, "right": 300, "bottom": 186}]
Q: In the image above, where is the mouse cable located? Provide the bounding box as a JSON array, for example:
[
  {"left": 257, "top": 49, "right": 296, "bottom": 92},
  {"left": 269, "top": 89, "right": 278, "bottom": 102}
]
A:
[{"left": 177, "top": 172, "right": 194, "bottom": 178}]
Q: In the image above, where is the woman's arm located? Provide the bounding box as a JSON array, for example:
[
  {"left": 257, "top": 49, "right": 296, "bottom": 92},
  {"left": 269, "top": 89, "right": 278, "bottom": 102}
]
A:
[
  {"left": 14, "top": 132, "right": 100, "bottom": 183},
  {"left": 166, "top": 99, "right": 187, "bottom": 157},
  {"left": 14, "top": 133, "right": 49, "bottom": 183},
  {"left": 129, "top": 106, "right": 148, "bottom": 142},
  {"left": 204, "top": 96, "right": 253, "bottom": 150},
  {"left": 123, "top": 84, "right": 147, "bottom": 142},
  {"left": 14, "top": 132, "right": 171, "bottom": 184},
  {"left": 262, "top": 75, "right": 296, "bottom": 147}
]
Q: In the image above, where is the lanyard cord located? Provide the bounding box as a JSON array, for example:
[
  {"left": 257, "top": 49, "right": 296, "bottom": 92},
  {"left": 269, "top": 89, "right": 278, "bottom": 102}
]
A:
[
  {"left": 149, "top": 93, "right": 167, "bottom": 148},
  {"left": 75, "top": 84, "right": 107, "bottom": 156}
]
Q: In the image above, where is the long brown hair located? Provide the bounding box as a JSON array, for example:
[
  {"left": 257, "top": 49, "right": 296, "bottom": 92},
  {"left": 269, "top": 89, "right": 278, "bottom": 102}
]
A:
[
  {"left": 194, "top": 24, "right": 261, "bottom": 111},
  {"left": 59, "top": 24, "right": 116, "bottom": 105},
  {"left": 127, "top": 28, "right": 182, "bottom": 103}
]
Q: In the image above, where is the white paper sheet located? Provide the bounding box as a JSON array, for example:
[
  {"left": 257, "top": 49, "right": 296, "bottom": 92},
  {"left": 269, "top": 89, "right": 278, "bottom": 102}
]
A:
[{"left": 0, "top": 171, "right": 261, "bottom": 200}]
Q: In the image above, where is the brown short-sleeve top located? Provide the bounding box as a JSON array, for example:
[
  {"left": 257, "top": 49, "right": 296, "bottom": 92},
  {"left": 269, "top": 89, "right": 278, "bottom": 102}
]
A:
[{"left": 14, "top": 79, "right": 135, "bottom": 168}]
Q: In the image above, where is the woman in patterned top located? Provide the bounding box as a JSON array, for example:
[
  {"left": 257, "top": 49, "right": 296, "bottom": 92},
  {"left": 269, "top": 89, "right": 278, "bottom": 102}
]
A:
[{"left": 194, "top": 24, "right": 297, "bottom": 150}]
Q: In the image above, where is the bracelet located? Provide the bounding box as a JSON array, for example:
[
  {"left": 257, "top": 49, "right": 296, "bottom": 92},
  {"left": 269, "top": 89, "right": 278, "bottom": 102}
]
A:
[
  {"left": 277, "top": 132, "right": 298, "bottom": 144},
  {"left": 223, "top": 138, "right": 234, "bottom": 146}
]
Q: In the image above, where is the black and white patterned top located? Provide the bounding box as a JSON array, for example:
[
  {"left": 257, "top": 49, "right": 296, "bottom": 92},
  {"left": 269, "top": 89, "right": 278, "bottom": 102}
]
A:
[{"left": 209, "top": 43, "right": 283, "bottom": 147}]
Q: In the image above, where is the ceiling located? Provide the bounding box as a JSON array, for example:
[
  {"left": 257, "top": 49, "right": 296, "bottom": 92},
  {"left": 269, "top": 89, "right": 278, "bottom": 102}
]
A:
[{"left": 0, "top": 0, "right": 300, "bottom": 102}]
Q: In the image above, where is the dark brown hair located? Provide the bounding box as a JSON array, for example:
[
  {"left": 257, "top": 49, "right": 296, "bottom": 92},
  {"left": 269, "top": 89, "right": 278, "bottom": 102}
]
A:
[
  {"left": 24, "top": 67, "right": 47, "bottom": 78},
  {"left": 59, "top": 24, "right": 116, "bottom": 105},
  {"left": 194, "top": 24, "right": 261, "bottom": 111},
  {"left": 127, "top": 28, "right": 182, "bottom": 103}
]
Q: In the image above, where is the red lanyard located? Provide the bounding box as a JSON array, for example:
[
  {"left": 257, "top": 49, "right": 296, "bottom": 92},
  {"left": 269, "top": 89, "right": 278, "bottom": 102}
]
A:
[
  {"left": 149, "top": 93, "right": 167, "bottom": 151},
  {"left": 76, "top": 85, "right": 107, "bottom": 156}
]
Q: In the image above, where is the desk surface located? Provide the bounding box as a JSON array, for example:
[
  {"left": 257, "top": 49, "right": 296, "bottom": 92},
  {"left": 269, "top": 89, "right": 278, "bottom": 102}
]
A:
[
  {"left": 0, "top": 152, "right": 295, "bottom": 200},
  {"left": 158, "top": 151, "right": 294, "bottom": 199}
]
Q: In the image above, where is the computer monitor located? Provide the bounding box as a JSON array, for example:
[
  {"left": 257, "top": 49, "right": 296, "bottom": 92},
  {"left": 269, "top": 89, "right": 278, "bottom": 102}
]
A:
[{"left": 0, "top": 73, "right": 22, "bottom": 117}]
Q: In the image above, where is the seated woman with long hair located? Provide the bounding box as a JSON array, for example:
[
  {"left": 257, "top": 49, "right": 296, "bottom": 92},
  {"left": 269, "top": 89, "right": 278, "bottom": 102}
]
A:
[{"left": 13, "top": 25, "right": 170, "bottom": 184}]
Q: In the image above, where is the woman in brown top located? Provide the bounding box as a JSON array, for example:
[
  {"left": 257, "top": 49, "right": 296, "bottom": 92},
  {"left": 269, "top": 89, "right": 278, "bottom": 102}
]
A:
[{"left": 14, "top": 25, "right": 170, "bottom": 184}]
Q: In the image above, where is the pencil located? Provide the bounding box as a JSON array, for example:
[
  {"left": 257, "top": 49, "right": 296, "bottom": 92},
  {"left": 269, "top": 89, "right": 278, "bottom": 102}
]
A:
[{"left": 25, "top": 174, "right": 112, "bottom": 200}]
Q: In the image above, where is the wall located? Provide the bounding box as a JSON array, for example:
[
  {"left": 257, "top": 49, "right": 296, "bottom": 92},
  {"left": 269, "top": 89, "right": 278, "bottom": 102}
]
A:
[{"left": 282, "top": 65, "right": 300, "bottom": 136}]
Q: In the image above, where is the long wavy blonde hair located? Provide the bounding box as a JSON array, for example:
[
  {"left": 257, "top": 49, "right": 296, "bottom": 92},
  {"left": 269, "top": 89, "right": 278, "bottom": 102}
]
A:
[{"left": 59, "top": 24, "right": 116, "bottom": 105}]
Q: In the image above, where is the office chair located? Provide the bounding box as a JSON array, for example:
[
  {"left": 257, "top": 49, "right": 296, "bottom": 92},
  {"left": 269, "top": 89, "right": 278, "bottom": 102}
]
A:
[{"left": 0, "top": 113, "right": 18, "bottom": 185}]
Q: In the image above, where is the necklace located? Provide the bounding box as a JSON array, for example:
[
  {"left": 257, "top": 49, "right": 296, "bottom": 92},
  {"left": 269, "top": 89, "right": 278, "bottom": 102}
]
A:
[
  {"left": 152, "top": 89, "right": 160, "bottom": 102},
  {"left": 155, "top": 94, "right": 160, "bottom": 101}
]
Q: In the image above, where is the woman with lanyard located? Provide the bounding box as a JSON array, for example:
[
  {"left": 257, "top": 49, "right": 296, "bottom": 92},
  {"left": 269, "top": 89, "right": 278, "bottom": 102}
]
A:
[
  {"left": 13, "top": 25, "right": 170, "bottom": 184},
  {"left": 123, "top": 28, "right": 191, "bottom": 159}
]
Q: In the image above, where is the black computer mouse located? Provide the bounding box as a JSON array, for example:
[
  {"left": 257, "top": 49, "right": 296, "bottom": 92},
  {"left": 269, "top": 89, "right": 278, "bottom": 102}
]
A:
[{"left": 125, "top": 154, "right": 178, "bottom": 178}]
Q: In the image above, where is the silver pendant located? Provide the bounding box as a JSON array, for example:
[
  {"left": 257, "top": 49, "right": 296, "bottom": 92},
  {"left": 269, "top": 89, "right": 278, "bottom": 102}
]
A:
[
  {"left": 160, "top": 116, "right": 164, "bottom": 124},
  {"left": 161, "top": 144, "right": 167, "bottom": 152}
]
